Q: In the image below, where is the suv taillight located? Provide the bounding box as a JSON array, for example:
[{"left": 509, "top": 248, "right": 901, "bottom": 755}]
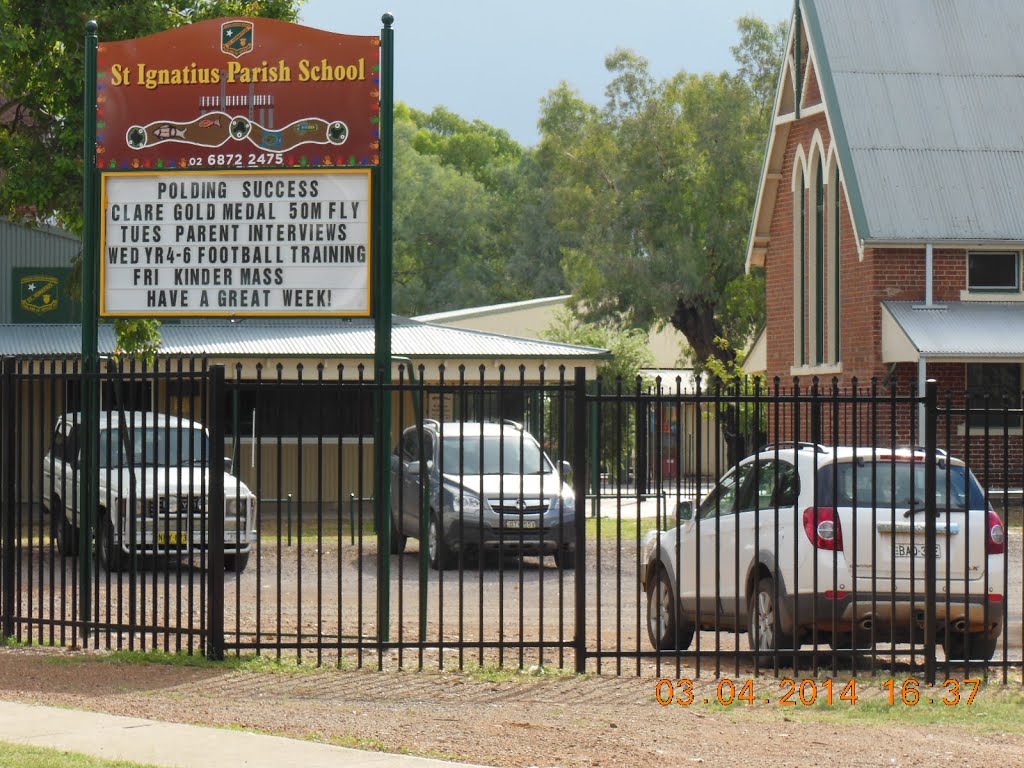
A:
[
  {"left": 986, "top": 510, "right": 1006, "bottom": 555},
  {"left": 803, "top": 507, "right": 844, "bottom": 551}
]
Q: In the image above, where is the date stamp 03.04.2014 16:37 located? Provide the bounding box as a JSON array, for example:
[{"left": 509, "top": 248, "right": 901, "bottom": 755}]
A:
[{"left": 655, "top": 677, "right": 983, "bottom": 707}]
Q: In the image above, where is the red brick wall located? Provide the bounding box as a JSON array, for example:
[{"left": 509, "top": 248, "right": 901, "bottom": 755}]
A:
[
  {"left": 803, "top": 61, "right": 822, "bottom": 107},
  {"left": 759, "top": 114, "right": 1018, "bottom": 482},
  {"left": 765, "top": 114, "right": 869, "bottom": 381}
]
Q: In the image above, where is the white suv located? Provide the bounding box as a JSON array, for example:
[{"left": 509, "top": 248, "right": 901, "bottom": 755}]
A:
[
  {"left": 42, "top": 412, "right": 257, "bottom": 572},
  {"left": 642, "top": 444, "right": 1006, "bottom": 661}
]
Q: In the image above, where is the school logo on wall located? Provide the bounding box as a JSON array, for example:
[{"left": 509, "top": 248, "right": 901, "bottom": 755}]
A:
[
  {"left": 20, "top": 274, "right": 60, "bottom": 315},
  {"left": 221, "top": 20, "right": 254, "bottom": 58}
]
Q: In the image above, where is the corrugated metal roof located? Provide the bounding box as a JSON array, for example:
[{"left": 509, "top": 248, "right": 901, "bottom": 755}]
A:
[
  {"left": 0, "top": 220, "right": 80, "bottom": 321},
  {"left": 806, "top": 0, "right": 1024, "bottom": 242},
  {"left": 414, "top": 295, "right": 569, "bottom": 323},
  {"left": 0, "top": 317, "right": 610, "bottom": 360},
  {"left": 640, "top": 369, "right": 705, "bottom": 390},
  {"left": 883, "top": 301, "right": 1024, "bottom": 357}
]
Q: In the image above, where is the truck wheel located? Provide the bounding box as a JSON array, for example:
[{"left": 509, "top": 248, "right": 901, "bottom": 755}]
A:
[
  {"left": 96, "top": 513, "right": 126, "bottom": 572},
  {"left": 224, "top": 551, "right": 250, "bottom": 573},
  {"left": 50, "top": 500, "right": 79, "bottom": 556}
]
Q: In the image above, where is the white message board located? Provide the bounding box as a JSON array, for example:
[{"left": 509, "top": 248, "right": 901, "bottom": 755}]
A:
[{"left": 101, "top": 169, "right": 371, "bottom": 316}]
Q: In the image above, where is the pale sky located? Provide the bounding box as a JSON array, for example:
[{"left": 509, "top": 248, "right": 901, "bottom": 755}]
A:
[{"left": 300, "top": 1, "right": 794, "bottom": 146}]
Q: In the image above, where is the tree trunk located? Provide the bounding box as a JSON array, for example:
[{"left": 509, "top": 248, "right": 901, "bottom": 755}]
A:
[{"left": 669, "top": 296, "right": 734, "bottom": 367}]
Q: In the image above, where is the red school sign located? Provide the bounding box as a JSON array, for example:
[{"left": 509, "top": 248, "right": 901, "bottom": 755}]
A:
[{"left": 97, "top": 17, "right": 381, "bottom": 171}]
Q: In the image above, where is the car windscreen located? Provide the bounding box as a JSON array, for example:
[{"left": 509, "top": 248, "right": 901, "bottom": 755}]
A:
[
  {"left": 98, "top": 425, "right": 212, "bottom": 468},
  {"left": 439, "top": 433, "right": 552, "bottom": 475},
  {"left": 816, "top": 460, "right": 986, "bottom": 511}
]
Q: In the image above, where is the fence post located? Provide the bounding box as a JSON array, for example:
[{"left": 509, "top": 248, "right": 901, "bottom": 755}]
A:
[
  {"left": 1, "top": 357, "right": 15, "bottom": 640},
  {"left": 206, "top": 364, "right": 225, "bottom": 661},
  {"left": 589, "top": 380, "right": 600, "bottom": 518},
  {"left": 635, "top": 380, "right": 648, "bottom": 497},
  {"left": 573, "top": 366, "right": 588, "bottom": 674},
  {"left": 923, "top": 378, "right": 938, "bottom": 683}
]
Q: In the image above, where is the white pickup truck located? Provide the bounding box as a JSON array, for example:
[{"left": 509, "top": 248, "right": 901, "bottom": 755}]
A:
[{"left": 42, "top": 412, "right": 257, "bottom": 572}]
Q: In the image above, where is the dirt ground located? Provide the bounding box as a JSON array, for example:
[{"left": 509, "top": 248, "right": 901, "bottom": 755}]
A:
[{"left": 1, "top": 645, "right": 1022, "bottom": 768}]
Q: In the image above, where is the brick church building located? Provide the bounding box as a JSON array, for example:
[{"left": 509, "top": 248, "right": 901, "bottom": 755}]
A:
[{"left": 745, "top": 0, "right": 1024, "bottom": 477}]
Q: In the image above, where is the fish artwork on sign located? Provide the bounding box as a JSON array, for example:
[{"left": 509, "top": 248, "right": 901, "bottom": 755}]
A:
[{"left": 152, "top": 124, "right": 187, "bottom": 139}]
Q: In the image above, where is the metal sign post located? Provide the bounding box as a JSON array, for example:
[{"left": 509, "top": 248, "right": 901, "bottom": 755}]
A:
[
  {"left": 79, "top": 20, "right": 100, "bottom": 643},
  {"left": 374, "top": 12, "right": 395, "bottom": 645}
]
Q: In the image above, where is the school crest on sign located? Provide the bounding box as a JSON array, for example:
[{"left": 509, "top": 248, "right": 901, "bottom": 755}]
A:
[
  {"left": 221, "top": 20, "right": 254, "bottom": 58},
  {"left": 20, "top": 274, "right": 60, "bottom": 315}
]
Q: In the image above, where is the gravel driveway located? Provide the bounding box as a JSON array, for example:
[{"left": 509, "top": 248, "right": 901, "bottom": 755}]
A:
[{"left": 6, "top": 518, "right": 1021, "bottom": 678}]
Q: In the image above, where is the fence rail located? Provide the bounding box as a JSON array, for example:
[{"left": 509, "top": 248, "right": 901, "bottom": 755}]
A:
[{"left": 0, "top": 358, "right": 1021, "bottom": 683}]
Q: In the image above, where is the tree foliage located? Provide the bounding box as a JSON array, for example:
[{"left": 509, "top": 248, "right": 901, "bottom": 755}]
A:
[
  {"left": 542, "top": 308, "right": 653, "bottom": 383},
  {"left": 391, "top": 104, "right": 567, "bottom": 314},
  {"left": 0, "top": 0, "right": 303, "bottom": 230},
  {"left": 542, "top": 309, "right": 654, "bottom": 473},
  {"left": 0, "top": 6, "right": 786, "bottom": 368},
  {"left": 0, "top": 1, "right": 304, "bottom": 359},
  {"left": 538, "top": 17, "right": 786, "bottom": 368},
  {"left": 703, "top": 336, "right": 767, "bottom": 461}
]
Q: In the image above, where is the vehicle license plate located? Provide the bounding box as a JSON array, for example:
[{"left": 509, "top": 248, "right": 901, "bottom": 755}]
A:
[
  {"left": 504, "top": 518, "right": 539, "bottom": 529},
  {"left": 893, "top": 543, "right": 940, "bottom": 558},
  {"left": 158, "top": 531, "right": 187, "bottom": 545}
]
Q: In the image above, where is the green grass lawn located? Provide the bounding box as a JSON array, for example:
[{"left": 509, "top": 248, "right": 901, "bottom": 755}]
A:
[{"left": 0, "top": 742, "right": 164, "bottom": 768}]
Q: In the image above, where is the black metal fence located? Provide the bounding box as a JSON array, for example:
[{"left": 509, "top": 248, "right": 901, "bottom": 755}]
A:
[{"left": 1, "top": 358, "right": 1021, "bottom": 683}]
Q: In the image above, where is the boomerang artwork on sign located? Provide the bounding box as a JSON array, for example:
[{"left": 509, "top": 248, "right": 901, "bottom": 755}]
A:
[{"left": 97, "top": 17, "right": 380, "bottom": 170}]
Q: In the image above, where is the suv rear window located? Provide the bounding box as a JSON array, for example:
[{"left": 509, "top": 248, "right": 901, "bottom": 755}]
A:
[{"left": 816, "top": 460, "right": 986, "bottom": 511}]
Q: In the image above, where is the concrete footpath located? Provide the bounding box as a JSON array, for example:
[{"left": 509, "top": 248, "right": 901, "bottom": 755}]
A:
[{"left": 0, "top": 701, "right": 493, "bottom": 768}]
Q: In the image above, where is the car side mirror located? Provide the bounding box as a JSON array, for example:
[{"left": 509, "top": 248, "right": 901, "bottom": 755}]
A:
[
  {"left": 224, "top": 456, "right": 233, "bottom": 474},
  {"left": 676, "top": 500, "right": 693, "bottom": 524},
  {"left": 560, "top": 460, "right": 572, "bottom": 478}
]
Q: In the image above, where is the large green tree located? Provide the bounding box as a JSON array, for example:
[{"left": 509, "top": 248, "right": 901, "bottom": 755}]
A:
[
  {"left": 392, "top": 106, "right": 502, "bottom": 313},
  {"left": 0, "top": 1, "right": 304, "bottom": 356},
  {"left": 538, "top": 16, "right": 786, "bottom": 367},
  {"left": 0, "top": 1, "right": 303, "bottom": 231},
  {"left": 392, "top": 104, "right": 567, "bottom": 315}
]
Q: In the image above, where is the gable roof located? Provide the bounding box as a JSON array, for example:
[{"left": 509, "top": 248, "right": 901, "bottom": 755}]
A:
[{"left": 748, "top": 0, "right": 1024, "bottom": 267}]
